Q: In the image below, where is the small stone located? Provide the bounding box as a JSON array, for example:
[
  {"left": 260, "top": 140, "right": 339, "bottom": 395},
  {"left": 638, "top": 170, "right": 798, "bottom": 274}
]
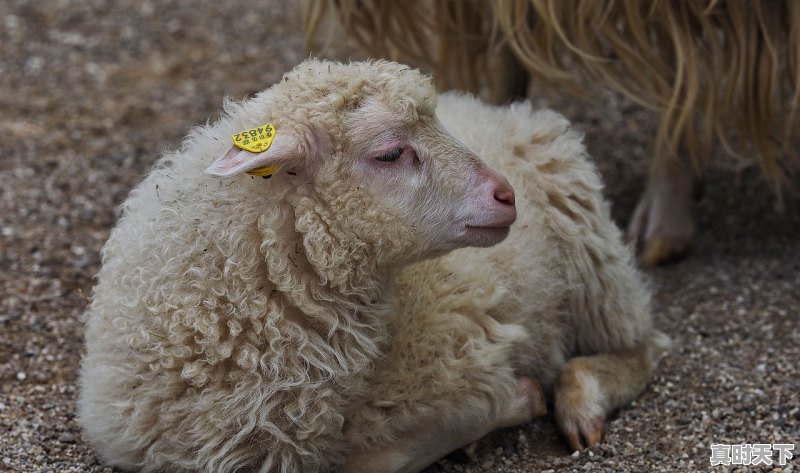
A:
[
  {"left": 16, "top": 371, "right": 26, "bottom": 381},
  {"left": 58, "top": 432, "right": 75, "bottom": 443},
  {"left": 570, "top": 450, "right": 581, "bottom": 459},
  {"left": 2, "top": 457, "right": 10, "bottom": 465}
]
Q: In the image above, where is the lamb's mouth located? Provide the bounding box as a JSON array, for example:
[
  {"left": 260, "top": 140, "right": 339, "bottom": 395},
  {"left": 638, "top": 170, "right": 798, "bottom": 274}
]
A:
[
  {"left": 464, "top": 214, "right": 516, "bottom": 231},
  {"left": 464, "top": 224, "right": 512, "bottom": 231},
  {"left": 463, "top": 211, "right": 517, "bottom": 231}
]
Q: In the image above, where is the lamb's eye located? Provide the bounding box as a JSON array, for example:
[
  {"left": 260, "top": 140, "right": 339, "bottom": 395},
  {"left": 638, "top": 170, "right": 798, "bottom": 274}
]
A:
[{"left": 375, "top": 147, "right": 404, "bottom": 162}]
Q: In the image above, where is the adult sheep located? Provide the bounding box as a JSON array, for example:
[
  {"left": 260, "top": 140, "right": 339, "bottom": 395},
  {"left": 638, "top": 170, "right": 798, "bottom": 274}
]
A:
[{"left": 78, "top": 59, "right": 668, "bottom": 473}]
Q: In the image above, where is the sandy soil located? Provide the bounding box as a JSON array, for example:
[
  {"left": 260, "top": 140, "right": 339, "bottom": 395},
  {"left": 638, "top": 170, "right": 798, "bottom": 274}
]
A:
[{"left": 0, "top": 1, "right": 797, "bottom": 472}]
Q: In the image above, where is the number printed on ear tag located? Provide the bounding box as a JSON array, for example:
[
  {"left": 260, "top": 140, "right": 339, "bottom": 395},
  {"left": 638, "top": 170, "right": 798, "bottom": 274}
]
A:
[{"left": 232, "top": 123, "right": 276, "bottom": 153}]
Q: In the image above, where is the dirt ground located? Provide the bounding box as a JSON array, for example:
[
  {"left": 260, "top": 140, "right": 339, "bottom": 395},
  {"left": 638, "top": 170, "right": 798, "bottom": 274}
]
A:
[{"left": 0, "top": 1, "right": 798, "bottom": 472}]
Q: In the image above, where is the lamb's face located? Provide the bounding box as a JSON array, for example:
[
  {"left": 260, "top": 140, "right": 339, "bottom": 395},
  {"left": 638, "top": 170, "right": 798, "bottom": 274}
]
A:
[
  {"left": 205, "top": 59, "right": 516, "bottom": 266},
  {"left": 328, "top": 96, "right": 517, "bottom": 257}
]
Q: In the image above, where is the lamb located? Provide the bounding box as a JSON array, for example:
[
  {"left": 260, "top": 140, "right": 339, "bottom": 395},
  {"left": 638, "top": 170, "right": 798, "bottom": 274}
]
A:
[{"left": 78, "top": 58, "right": 668, "bottom": 473}]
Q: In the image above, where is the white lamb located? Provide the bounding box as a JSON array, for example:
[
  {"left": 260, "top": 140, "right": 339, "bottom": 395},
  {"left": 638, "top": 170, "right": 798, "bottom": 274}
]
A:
[{"left": 78, "top": 59, "right": 668, "bottom": 473}]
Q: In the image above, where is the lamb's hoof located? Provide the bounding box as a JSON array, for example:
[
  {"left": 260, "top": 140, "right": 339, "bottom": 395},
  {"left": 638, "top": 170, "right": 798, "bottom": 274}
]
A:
[
  {"left": 461, "top": 441, "right": 480, "bottom": 462},
  {"left": 626, "top": 170, "right": 696, "bottom": 266},
  {"left": 495, "top": 376, "right": 548, "bottom": 430},
  {"left": 555, "top": 366, "right": 605, "bottom": 451},
  {"left": 459, "top": 377, "right": 547, "bottom": 461},
  {"left": 519, "top": 376, "right": 548, "bottom": 418},
  {"left": 558, "top": 413, "right": 604, "bottom": 452}
]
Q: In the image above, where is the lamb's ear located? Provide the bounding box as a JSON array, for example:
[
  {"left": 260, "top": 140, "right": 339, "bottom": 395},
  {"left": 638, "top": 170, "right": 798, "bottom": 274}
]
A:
[{"left": 205, "top": 131, "right": 301, "bottom": 179}]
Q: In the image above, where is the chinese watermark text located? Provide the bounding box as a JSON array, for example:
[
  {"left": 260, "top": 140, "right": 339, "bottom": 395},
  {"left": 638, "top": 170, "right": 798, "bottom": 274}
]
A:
[{"left": 710, "top": 443, "right": 794, "bottom": 466}]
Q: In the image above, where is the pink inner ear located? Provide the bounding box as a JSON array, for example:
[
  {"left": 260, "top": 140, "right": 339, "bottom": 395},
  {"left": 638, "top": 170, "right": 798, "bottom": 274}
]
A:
[
  {"left": 219, "top": 146, "right": 252, "bottom": 171},
  {"left": 205, "top": 146, "right": 264, "bottom": 178},
  {"left": 204, "top": 129, "right": 312, "bottom": 178}
]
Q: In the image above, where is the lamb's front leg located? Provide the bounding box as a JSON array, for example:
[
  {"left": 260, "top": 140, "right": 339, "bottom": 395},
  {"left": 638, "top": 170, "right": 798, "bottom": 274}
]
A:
[
  {"left": 341, "top": 377, "right": 547, "bottom": 473},
  {"left": 554, "top": 343, "right": 659, "bottom": 451}
]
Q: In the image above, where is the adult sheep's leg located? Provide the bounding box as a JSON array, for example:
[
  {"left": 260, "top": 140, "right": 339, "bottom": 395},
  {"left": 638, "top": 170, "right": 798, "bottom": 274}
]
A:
[
  {"left": 483, "top": 45, "right": 530, "bottom": 105},
  {"left": 554, "top": 342, "right": 661, "bottom": 451},
  {"left": 341, "top": 377, "right": 547, "bottom": 473},
  {"left": 627, "top": 154, "right": 702, "bottom": 266}
]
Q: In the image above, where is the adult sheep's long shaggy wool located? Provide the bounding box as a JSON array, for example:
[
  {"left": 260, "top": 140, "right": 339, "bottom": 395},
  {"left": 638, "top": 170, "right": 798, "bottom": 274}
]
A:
[
  {"left": 79, "top": 59, "right": 667, "bottom": 473},
  {"left": 304, "top": 0, "right": 800, "bottom": 266}
]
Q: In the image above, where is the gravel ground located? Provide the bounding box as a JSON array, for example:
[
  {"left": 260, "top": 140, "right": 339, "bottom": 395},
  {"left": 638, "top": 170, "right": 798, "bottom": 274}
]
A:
[{"left": 0, "top": 1, "right": 798, "bottom": 472}]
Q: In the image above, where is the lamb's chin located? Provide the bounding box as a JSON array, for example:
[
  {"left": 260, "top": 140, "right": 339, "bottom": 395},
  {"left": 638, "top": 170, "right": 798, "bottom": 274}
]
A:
[{"left": 461, "top": 225, "right": 511, "bottom": 247}]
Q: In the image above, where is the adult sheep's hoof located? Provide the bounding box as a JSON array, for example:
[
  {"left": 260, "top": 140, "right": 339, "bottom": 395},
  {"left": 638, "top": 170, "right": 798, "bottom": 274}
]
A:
[
  {"left": 626, "top": 161, "right": 698, "bottom": 266},
  {"left": 639, "top": 234, "right": 692, "bottom": 267}
]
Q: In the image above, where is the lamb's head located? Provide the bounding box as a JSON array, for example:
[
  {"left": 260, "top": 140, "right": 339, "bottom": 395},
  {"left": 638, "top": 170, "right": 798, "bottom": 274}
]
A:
[{"left": 206, "top": 59, "right": 515, "bottom": 269}]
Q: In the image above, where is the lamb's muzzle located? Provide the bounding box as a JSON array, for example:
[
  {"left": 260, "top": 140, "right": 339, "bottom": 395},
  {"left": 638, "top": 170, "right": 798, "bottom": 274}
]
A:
[{"left": 454, "top": 157, "right": 517, "bottom": 247}]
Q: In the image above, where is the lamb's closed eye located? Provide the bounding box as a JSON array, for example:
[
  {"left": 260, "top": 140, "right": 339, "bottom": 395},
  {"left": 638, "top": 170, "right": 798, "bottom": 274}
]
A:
[{"left": 375, "top": 147, "right": 403, "bottom": 162}]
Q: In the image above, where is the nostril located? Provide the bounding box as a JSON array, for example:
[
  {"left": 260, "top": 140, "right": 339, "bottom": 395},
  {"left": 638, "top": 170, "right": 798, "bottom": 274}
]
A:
[{"left": 494, "top": 187, "right": 516, "bottom": 206}]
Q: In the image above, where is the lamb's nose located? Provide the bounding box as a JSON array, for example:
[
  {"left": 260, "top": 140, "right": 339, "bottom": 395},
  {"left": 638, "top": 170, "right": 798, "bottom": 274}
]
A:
[{"left": 494, "top": 180, "right": 516, "bottom": 206}]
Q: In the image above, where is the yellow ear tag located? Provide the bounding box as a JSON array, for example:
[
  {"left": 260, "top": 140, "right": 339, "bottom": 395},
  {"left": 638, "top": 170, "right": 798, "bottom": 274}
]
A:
[{"left": 232, "top": 123, "right": 279, "bottom": 177}]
